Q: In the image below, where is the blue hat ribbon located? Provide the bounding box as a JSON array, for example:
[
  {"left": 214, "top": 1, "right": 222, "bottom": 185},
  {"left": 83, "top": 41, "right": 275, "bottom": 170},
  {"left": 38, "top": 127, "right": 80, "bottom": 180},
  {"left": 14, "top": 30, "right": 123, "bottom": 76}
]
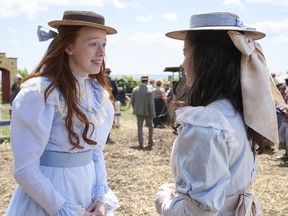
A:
[
  {"left": 190, "top": 13, "right": 256, "bottom": 31},
  {"left": 37, "top": 25, "right": 57, "bottom": 42}
]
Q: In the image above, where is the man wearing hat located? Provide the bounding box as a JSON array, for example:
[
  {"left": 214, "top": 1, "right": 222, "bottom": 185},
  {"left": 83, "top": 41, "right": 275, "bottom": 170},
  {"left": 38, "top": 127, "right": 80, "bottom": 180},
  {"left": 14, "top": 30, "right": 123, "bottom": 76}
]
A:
[
  {"left": 10, "top": 73, "right": 23, "bottom": 104},
  {"left": 105, "top": 68, "right": 119, "bottom": 100},
  {"left": 131, "top": 75, "right": 156, "bottom": 150}
]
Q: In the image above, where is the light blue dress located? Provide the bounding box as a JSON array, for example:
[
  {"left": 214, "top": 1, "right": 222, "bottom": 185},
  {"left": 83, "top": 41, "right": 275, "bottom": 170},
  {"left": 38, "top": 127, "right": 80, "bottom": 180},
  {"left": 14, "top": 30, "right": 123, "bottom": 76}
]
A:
[
  {"left": 161, "top": 99, "right": 258, "bottom": 216},
  {"left": 6, "top": 76, "right": 119, "bottom": 216}
]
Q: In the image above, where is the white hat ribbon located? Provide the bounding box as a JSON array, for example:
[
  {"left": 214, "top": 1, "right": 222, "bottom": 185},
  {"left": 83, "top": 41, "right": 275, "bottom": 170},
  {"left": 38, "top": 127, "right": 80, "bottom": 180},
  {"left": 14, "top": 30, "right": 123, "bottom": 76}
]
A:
[{"left": 228, "top": 31, "right": 287, "bottom": 144}]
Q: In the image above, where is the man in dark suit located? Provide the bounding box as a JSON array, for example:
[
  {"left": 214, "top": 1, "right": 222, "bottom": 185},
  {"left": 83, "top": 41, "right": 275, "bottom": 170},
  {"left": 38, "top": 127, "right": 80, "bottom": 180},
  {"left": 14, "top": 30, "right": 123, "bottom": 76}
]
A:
[
  {"left": 105, "top": 68, "right": 119, "bottom": 143},
  {"left": 106, "top": 68, "right": 119, "bottom": 100},
  {"left": 131, "top": 76, "right": 156, "bottom": 150}
]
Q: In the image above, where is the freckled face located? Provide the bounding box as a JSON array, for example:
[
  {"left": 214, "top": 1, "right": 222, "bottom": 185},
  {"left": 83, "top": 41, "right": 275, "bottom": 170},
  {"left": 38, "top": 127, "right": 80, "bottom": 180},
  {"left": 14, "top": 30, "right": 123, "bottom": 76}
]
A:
[
  {"left": 181, "top": 39, "right": 194, "bottom": 86},
  {"left": 66, "top": 27, "right": 106, "bottom": 77}
]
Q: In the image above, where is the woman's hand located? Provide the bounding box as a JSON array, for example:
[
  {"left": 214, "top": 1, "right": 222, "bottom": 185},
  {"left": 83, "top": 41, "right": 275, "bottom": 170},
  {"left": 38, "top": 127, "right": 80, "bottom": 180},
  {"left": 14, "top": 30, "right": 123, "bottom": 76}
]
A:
[
  {"left": 84, "top": 210, "right": 96, "bottom": 216},
  {"left": 86, "top": 201, "right": 108, "bottom": 216},
  {"left": 154, "top": 183, "right": 176, "bottom": 214}
]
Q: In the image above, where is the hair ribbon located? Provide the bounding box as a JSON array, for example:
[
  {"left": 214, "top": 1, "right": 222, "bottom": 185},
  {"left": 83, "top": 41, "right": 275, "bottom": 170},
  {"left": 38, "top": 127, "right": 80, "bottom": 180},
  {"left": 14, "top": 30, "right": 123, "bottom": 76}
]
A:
[
  {"left": 37, "top": 25, "right": 57, "bottom": 42},
  {"left": 228, "top": 31, "right": 287, "bottom": 144}
]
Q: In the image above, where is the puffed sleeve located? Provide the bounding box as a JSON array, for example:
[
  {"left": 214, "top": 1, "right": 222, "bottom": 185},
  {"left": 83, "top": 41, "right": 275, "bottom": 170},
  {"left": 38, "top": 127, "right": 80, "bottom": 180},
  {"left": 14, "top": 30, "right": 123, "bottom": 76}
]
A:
[
  {"left": 11, "top": 79, "right": 85, "bottom": 215},
  {"left": 91, "top": 88, "right": 119, "bottom": 212},
  {"left": 160, "top": 124, "right": 230, "bottom": 216}
]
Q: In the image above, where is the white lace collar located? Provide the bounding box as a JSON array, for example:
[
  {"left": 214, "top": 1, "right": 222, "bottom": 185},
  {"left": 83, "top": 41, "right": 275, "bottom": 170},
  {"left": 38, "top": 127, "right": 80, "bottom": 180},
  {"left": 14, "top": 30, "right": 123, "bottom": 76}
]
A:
[
  {"left": 176, "top": 99, "right": 238, "bottom": 147},
  {"left": 21, "top": 77, "right": 111, "bottom": 128}
]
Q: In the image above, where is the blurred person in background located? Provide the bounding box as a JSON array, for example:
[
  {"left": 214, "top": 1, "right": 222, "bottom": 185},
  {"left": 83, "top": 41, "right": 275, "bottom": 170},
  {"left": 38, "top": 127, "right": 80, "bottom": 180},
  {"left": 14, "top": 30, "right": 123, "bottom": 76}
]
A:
[
  {"left": 153, "top": 79, "right": 168, "bottom": 128},
  {"left": 105, "top": 68, "right": 119, "bottom": 101},
  {"left": 10, "top": 73, "right": 23, "bottom": 104},
  {"left": 131, "top": 76, "right": 156, "bottom": 150}
]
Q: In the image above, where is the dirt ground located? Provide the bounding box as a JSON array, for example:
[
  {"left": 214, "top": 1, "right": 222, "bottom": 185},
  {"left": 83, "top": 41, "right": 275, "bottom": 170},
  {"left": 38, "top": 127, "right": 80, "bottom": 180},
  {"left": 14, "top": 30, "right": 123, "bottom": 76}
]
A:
[{"left": 1, "top": 109, "right": 288, "bottom": 216}]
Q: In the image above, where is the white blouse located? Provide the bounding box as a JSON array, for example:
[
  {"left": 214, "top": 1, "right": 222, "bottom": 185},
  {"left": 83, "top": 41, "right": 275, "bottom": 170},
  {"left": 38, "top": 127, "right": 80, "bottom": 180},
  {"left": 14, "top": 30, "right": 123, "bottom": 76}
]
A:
[
  {"left": 162, "top": 99, "right": 257, "bottom": 215},
  {"left": 6, "top": 76, "right": 119, "bottom": 216}
]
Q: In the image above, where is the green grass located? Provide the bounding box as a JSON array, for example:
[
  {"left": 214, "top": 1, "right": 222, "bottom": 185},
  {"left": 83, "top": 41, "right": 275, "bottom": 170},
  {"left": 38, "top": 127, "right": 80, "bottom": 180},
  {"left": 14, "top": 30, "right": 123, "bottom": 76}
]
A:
[
  {"left": 118, "top": 107, "right": 134, "bottom": 121},
  {"left": 0, "top": 103, "right": 11, "bottom": 139},
  {"left": 0, "top": 103, "right": 11, "bottom": 142}
]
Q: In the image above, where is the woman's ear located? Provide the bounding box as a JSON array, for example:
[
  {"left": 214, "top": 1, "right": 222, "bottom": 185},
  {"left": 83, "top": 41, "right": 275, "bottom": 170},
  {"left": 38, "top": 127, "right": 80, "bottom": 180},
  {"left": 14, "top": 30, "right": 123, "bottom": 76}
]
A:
[{"left": 65, "top": 46, "right": 73, "bottom": 55}]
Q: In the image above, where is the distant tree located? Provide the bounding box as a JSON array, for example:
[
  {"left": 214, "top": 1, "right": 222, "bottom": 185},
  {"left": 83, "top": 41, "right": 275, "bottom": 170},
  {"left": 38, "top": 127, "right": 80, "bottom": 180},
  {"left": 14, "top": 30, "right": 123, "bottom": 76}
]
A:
[{"left": 17, "top": 68, "right": 29, "bottom": 79}]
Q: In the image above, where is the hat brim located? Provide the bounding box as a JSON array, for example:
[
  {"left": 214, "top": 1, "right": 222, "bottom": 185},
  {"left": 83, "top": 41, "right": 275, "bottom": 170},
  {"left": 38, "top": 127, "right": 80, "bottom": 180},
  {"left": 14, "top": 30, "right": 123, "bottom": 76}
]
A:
[
  {"left": 48, "top": 20, "right": 117, "bottom": 35},
  {"left": 166, "top": 26, "right": 265, "bottom": 40}
]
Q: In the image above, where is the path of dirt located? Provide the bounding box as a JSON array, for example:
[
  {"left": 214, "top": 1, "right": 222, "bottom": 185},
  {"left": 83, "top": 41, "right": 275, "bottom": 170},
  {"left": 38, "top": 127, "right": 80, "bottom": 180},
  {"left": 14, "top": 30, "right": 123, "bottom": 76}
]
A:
[{"left": 1, "top": 110, "right": 288, "bottom": 215}]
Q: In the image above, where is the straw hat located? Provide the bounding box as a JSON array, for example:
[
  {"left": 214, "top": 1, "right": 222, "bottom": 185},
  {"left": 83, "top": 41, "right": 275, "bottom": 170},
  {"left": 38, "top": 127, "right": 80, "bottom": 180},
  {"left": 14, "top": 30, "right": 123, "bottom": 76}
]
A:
[
  {"left": 141, "top": 76, "right": 149, "bottom": 81},
  {"left": 106, "top": 68, "right": 112, "bottom": 74},
  {"left": 15, "top": 74, "right": 23, "bottom": 80},
  {"left": 48, "top": 10, "right": 117, "bottom": 34},
  {"left": 166, "top": 12, "right": 265, "bottom": 40}
]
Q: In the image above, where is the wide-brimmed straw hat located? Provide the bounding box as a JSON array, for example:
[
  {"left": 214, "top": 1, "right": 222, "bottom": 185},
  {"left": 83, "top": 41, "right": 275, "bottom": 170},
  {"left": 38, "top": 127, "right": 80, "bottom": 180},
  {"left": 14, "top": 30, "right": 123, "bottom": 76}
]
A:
[
  {"left": 141, "top": 76, "right": 149, "bottom": 81},
  {"left": 166, "top": 12, "right": 265, "bottom": 40},
  {"left": 105, "top": 68, "right": 112, "bottom": 74},
  {"left": 48, "top": 10, "right": 117, "bottom": 34},
  {"left": 15, "top": 74, "right": 23, "bottom": 80}
]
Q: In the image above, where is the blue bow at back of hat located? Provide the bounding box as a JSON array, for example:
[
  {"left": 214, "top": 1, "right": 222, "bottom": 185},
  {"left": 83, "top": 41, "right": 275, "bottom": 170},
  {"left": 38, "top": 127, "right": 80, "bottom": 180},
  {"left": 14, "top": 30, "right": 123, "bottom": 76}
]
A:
[{"left": 37, "top": 25, "right": 57, "bottom": 42}]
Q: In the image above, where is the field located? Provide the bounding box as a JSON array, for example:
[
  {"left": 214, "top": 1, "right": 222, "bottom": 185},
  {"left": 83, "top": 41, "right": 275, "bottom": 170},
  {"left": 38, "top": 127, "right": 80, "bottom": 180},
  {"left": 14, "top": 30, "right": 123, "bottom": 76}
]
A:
[{"left": 1, "top": 109, "right": 288, "bottom": 215}]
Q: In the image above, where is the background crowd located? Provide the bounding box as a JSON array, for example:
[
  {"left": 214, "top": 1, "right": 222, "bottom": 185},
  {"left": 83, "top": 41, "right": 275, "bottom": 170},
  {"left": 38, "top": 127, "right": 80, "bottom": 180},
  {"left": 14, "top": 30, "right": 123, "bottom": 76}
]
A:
[
  {"left": 273, "top": 73, "right": 288, "bottom": 164},
  {"left": 106, "top": 71, "right": 174, "bottom": 150}
]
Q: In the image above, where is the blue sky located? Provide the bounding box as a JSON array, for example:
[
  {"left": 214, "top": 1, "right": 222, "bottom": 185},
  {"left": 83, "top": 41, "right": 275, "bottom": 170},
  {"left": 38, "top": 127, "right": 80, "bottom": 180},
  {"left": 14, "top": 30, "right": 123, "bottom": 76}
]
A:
[{"left": 1, "top": 0, "right": 288, "bottom": 79}]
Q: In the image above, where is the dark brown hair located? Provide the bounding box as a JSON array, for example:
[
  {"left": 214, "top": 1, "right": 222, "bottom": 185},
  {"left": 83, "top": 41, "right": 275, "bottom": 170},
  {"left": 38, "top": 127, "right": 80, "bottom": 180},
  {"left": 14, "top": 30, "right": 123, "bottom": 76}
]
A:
[
  {"left": 24, "top": 25, "right": 113, "bottom": 149},
  {"left": 177, "top": 30, "right": 268, "bottom": 152}
]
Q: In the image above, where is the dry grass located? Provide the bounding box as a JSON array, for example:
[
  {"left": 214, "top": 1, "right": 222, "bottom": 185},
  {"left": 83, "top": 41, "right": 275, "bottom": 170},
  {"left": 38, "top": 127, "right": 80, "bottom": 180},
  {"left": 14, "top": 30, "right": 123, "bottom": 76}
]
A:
[{"left": 1, "top": 109, "right": 288, "bottom": 215}]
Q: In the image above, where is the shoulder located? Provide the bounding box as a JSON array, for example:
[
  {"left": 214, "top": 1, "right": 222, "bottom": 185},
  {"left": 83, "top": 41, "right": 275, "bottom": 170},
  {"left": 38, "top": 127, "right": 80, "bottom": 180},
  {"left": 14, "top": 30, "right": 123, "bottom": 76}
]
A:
[
  {"left": 176, "top": 99, "right": 238, "bottom": 147},
  {"left": 21, "top": 77, "right": 61, "bottom": 106},
  {"left": 176, "top": 99, "right": 236, "bottom": 126},
  {"left": 133, "top": 85, "right": 139, "bottom": 90},
  {"left": 132, "top": 86, "right": 140, "bottom": 93},
  {"left": 21, "top": 77, "right": 52, "bottom": 93},
  {"left": 147, "top": 86, "right": 153, "bottom": 93}
]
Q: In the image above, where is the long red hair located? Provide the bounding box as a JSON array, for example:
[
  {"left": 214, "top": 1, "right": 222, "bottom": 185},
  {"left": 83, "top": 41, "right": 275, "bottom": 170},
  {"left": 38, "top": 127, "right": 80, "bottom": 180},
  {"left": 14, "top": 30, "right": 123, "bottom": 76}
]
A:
[{"left": 24, "top": 25, "right": 113, "bottom": 149}]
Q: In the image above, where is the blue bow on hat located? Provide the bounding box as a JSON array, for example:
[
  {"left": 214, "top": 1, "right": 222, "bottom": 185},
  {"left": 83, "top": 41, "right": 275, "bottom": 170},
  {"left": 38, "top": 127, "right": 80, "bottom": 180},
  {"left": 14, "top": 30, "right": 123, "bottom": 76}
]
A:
[{"left": 37, "top": 25, "right": 57, "bottom": 42}]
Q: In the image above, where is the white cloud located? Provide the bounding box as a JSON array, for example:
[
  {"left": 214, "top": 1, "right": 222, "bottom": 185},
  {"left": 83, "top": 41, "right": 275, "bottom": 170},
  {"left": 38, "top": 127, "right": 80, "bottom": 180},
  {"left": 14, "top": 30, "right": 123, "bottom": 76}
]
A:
[
  {"left": 224, "top": 0, "right": 288, "bottom": 7},
  {"left": 0, "top": 0, "right": 140, "bottom": 19},
  {"left": 247, "top": 0, "right": 288, "bottom": 7},
  {"left": 8, "top": 28, "right": 19, "bottom": 34},
  {"left": 9, "top": 38, "right": 19, "bottom": 44},
  {"left": 161, "top": 12, "right": 178, "bottom": 22},
  {"left": 118, "top": 29, "right": 182, "bottom": 49},
  {"left": 0, "top": 0, "right": 68, "bottom": 19},
  {"left": 255, "top": 18, "right": 288, "bottom": 42},
  {"left": 223, "top": 0, "right": 245, "bottom": 10},
  {"left": 108, "top": 0, "right": 140, "bottom": 8},
  {"left": 122, "top": 29, "right": 163, "bottom": 44},
  {"left": 222, "top": 0, "right": 288, "bottom": 14},
  {"left": 136, "top": 15, "right": 153, "bottom": 22},
  {"left": 0, "top": 1, "right": 21, "bottom": 19}
]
